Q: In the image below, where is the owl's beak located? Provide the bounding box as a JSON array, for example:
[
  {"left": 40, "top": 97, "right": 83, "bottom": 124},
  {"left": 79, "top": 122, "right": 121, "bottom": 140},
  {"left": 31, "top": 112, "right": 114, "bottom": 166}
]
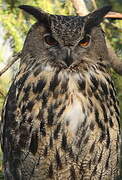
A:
[{"left": 63, "top": 47, "right": 73, "bottom": 66}]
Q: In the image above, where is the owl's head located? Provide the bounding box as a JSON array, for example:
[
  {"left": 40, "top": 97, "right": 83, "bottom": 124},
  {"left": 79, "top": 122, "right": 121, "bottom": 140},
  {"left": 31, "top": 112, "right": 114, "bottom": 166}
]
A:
[{"left": 19, "top": 5, "right": 111, "bottom": 68}]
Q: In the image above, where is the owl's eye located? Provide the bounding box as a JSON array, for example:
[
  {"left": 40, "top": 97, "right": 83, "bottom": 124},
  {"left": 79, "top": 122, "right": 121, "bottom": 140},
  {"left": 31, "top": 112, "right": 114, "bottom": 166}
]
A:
[
  {"left": 44, "top": 35, "right": 58, "bottom": 46},
  {"left": 79, "top": 35, "right": 91, "bottom": 48}
]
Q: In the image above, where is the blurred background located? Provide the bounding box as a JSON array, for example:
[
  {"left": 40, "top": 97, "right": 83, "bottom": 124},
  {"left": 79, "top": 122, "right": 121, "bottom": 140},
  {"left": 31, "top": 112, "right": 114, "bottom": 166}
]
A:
[{"left": 0, "top": 0, "right": 122, "bottom": 179}]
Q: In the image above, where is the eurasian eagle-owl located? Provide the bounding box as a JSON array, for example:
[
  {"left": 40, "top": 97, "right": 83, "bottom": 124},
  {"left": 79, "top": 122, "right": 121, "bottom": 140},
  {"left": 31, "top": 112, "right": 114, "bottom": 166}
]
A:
[{"left": 0, "top": 5, "right": 120, "bottom": 180}]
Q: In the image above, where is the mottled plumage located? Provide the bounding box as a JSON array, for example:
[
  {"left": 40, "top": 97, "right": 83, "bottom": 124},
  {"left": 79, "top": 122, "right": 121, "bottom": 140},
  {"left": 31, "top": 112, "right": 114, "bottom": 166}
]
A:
[{"left": 0, "top": 5, "right": 121, "bottom": 180}]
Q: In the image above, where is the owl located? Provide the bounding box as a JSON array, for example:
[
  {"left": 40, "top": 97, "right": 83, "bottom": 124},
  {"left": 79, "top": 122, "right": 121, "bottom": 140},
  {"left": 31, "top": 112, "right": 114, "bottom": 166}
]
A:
[{"left": 0, "top": 5, "right": 121, "bottom": 180}]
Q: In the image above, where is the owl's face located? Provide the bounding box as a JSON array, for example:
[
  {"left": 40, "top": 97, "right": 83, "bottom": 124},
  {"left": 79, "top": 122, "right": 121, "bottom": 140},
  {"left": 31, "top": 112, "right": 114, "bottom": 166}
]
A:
[{"left": 20, "top": 5, "right": 111, "bottom": 69}]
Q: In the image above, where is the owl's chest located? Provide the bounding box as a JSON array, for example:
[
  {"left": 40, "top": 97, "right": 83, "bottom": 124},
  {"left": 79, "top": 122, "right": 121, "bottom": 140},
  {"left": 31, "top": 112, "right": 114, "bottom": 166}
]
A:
[
  {"left": 16, "top": 65, "right": 111, "bottom": 136},
  {"left": 40, "top": 70, "right": 89, "bottom": 135}
]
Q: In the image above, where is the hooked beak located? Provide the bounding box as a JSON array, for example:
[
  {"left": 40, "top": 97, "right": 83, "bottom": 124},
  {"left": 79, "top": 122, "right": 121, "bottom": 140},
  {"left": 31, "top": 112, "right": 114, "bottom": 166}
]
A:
[{"left": 63, "top": 47, "right": 73, "bottom": 66}]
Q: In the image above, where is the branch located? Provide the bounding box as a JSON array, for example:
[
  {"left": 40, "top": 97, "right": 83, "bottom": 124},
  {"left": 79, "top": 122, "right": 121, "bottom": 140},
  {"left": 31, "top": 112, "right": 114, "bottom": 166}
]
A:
[
  {"left": 71, "top": 0, "right": 122, "bottom": 75},
  {"left": 0, "top": 52, "right": 21, "bottom": 77},
  {"left": 71, "top": 0, "right": 89, "bottom": 15},
  {"left": 105, "top": 11, "right": 122, "bottom": 19},
  {"left": 91, "top": 0, "right": 97, "bottom": 9},
  {"left": 107, "top": 43, "right": 122, "bottom": 75}
]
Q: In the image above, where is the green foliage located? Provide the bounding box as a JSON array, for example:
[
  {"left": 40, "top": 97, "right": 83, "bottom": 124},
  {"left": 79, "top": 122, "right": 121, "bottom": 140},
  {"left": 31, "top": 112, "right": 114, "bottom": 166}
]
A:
[
  {"left": 97, "top": 0, "right": 122, "bottom": 12},
  {"left": 105, "top": 20, "right": 122, "bottom": 50}
]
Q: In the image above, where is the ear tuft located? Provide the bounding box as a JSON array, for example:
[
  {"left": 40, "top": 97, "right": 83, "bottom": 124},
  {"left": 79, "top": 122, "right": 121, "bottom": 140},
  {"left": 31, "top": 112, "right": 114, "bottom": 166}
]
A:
[
  {"left": 19, "top": 5, "right": 50, "bottom": 25},
  {"left": 84, "top": 6, "right": 112, "bottom": 29}
]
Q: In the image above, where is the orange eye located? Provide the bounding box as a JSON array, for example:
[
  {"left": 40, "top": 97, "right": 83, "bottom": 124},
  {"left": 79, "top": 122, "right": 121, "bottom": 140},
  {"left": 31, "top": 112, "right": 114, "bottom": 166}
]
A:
[
  {"left": 44, "top": 35, "right": 58, "bottom": 46},
  {"left": 79, "top": 35, "right": 91, "bottom": 47}
]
